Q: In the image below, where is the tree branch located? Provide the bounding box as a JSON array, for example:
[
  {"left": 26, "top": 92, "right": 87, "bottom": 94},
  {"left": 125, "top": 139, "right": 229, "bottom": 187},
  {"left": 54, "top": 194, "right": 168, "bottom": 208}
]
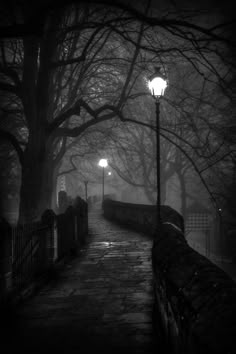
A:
[
  {"left": 0, "top": 65, "right": 21, "bottom": 87},
  {"left": 0, "top": 129, "right": 24, "bottom": 165},
  {"left": 51, "top": 99, "right": 120, "bottom": 133},
  {"left": 0, "top": 81, "right": 20, "bottom": 96},
  {"left": 55, "top": 111, "right": 117, "bottom": 137},
  {"left": 118, "top": 112, "right": 221, "bottom": 208},
  {"left": 1, "top": 1, "right": 235, "bottom": 50},
  {"left": 58, "top": 154, "right": 78, "bottom": 176}
]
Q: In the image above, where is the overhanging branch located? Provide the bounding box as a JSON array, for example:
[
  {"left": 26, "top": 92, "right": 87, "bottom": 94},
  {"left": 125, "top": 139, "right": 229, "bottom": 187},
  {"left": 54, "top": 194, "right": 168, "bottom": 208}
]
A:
[
  {"left": 55, "top": 111, "right": 117, "bottom": 137},
  {"left": 51, "top": 99, "right": 120, "bottom": 134},
  {"left": 118, "top": 113, "right": 221, "bottom": 209}
]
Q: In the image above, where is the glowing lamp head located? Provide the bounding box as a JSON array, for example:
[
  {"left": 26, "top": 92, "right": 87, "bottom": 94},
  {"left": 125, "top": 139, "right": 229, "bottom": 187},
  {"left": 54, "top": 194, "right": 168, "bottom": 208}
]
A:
[
  {"left": 98, "top": 158, "right": 108, "bottom": 168},
  {"left": 148, "top": 68, "right": 167, "bottom": 98}
]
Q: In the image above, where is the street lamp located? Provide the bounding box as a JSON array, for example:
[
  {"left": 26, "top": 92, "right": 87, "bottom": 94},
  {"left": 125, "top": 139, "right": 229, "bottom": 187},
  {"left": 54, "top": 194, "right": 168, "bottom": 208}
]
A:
[
  {"left": 98, "top": 158, "right": 108, "bottom": 202},
  {"left": 148, "top": 68, "right": 167, "bottom": 233}
]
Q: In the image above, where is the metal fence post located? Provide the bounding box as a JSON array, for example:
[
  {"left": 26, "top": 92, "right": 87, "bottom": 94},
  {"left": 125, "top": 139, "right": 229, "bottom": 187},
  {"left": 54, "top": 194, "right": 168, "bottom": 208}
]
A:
[
  {"left": 41, "top": 210, "right": 58, "bottom": 265},
  {"left": 74, "top": 197, "right": 88, "bottom": 245}
]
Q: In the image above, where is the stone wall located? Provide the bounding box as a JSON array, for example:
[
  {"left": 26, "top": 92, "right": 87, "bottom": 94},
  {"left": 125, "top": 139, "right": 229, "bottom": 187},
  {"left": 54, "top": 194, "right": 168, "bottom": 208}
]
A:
[
  {"left": 103, "top": 199, "right": 184, "bottom": 235},
  {"left": 103, "top": 199, "right": 236, "bottom": 354}
]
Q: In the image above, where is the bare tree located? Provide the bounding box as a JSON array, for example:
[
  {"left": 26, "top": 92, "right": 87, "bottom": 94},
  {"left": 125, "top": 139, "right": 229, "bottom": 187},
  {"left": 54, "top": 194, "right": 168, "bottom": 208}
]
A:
[
  {"left": 0, "top": 3, "right": 147, "bottom": 221},
  {"left": 0, "top": 0, "right": 235, "bottom": 223}
]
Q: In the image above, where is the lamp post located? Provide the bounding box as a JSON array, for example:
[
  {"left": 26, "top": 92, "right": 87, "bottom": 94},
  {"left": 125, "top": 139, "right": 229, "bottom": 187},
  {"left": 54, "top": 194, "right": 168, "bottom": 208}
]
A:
[
  {"left": 148, "top": 68, "right": 167, "bottom": 233},
  {"left": 84, "top": 180, "right": 88, "bottom": 202},
  {"left": 98, "top": 158, "right": 108, "bottom": 202}
]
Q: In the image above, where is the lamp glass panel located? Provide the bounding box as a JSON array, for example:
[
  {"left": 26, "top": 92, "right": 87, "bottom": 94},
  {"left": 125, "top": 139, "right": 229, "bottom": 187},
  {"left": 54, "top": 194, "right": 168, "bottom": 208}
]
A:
[
  {"left": 148, "top": 77, "right": 167, "bottom": 97},
  {"left": 98, "top": 159, "right": 108, "bottom": 167}
]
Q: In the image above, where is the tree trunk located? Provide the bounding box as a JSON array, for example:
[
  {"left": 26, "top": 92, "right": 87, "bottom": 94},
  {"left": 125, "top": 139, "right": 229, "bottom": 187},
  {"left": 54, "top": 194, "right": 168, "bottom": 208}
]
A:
[
  {"left": 179, "top": 172, "right": 187, "bottom": 219},
  {"left": 161, "top": 180, "right": 167, "bottom": 205},
  {"left": 51, "top": 163, "right": 61, "bottom": 212},
  {"left": 19, "top": 30, "right": 56, "bottom": 223},
  {"left": 19, "top": 135, "right": 54, "bottom": 223}
]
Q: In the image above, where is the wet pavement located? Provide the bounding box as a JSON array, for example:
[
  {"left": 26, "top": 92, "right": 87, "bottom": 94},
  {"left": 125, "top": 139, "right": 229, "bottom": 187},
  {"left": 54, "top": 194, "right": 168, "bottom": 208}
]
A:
[{"left": 5, "top": 209, "right": 160, "bottom": 353}]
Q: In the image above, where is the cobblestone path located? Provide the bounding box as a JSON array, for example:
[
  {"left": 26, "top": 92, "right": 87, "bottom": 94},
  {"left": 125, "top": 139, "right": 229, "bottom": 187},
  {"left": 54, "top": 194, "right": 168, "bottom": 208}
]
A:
[{"left": 6, "top": 209, "right": 159, "bottom": 354}]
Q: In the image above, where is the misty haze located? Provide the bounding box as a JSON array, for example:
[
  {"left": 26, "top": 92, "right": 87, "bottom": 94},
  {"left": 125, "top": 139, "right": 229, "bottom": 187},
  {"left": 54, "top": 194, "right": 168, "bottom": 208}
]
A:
[{"left": 0, "top": 1, "right": 235, "bottom": 353}]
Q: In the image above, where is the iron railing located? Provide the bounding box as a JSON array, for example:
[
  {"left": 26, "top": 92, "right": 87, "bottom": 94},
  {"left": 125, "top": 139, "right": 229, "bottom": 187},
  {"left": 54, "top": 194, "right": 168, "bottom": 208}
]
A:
[
  {"left": 1, "top": 197, "right": 88, "bottom": 295},
  {"left": 12, "top": 222, "right": 49, "bottom": 290}
]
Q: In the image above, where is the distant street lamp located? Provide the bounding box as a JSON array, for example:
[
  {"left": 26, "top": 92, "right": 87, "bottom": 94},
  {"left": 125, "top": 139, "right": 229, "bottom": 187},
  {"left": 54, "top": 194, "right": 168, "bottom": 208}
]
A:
[
  {"left": 148, "top": 68, "right": 167, "bottom": 233},
  {"left": 98, "top": 158, "right": 108, "bottom": 202}
]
